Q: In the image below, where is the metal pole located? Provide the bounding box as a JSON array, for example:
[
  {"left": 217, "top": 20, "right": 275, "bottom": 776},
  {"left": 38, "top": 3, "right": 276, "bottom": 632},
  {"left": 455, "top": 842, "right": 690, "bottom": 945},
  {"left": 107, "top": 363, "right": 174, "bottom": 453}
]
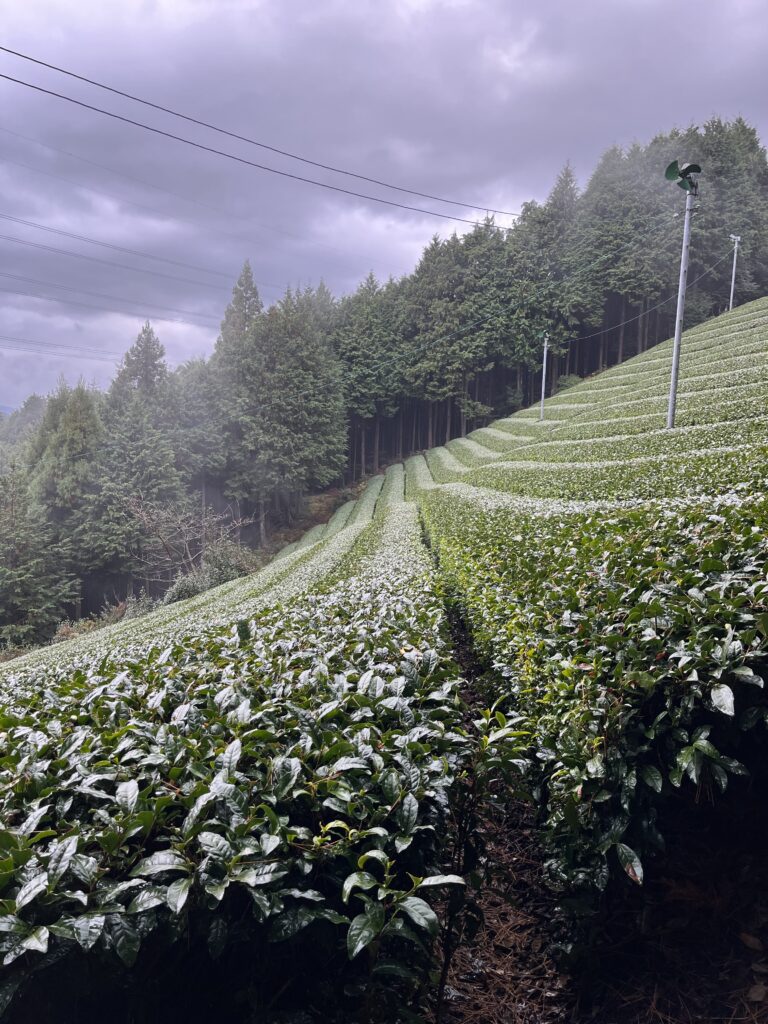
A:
[
  {"left": 729, "top": 234, "right": 740, "bottom": 311},
  {"left": 539, "top": 333, "right": 549, "bottom": 421},
  {"left": 666, "top": 189, "right": 695, "bottom": 430}
]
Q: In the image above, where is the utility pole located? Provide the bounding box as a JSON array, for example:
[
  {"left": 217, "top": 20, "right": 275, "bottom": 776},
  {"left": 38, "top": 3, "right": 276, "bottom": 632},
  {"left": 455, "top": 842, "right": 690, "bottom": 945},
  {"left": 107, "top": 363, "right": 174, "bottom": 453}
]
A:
[
  {"left": 539, "top": 332, "right": 549, "bottom": 421},
  {"left": 665, "top": 160, "right": 700, "bottom": 430},
  {"left": 729, "top": 234, "right": 741, "bottom": 311}
]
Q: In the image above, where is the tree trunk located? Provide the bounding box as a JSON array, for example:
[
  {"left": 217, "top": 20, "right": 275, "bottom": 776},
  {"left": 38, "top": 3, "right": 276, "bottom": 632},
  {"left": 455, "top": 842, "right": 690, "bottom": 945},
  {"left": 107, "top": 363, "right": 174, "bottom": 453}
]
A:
[
  {"left": 397, "top": 406, "right": 404, "bottom": 461},
  {"left": 617, "top": 296, "right": 626, "bottom": 363},
  {"left": 643, "top": 301, "right": 651, "bottom": 351},
  {"left": 372, "top": 413, "right": 380, "bottom": 474},
  {"left": 426, "top": 403, "right": 434, "bottom": 450},
  {"left": 258, "top": 498, "right": 267, "bottom": 547},
  {"left": 637, "top": 297, "right": 645, "bottom": 353},
  {"left": 598, "top": 332, "right": 606, "bottom": 372},
  {"left": 410, "top": 403, "right": 418, "bottom": 454},
  {"left": 360, "top": 423, "right": 366, "bottom": 479},
  {"left": 200, "top": 469, "right": 206, "bottom": 566},
  {"left": 444, "top": 398, "right": 452, "bottom": 445},
  {"left": 350, "top": 420, "right": 358, "bottom": 483}
]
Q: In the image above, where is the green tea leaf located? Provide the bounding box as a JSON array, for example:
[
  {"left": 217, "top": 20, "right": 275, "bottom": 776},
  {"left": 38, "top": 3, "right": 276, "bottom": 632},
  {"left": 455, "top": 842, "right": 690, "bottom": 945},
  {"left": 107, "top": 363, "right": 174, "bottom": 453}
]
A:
[
  {"left": 347, "top": 912, "right": 382, "bottom": 959},
  {"left": 166, "top": 877, "right": 192, "bottom": 914},
  {"left": 711, "top": 683, "right": 735, "bottom": 716},
  {"left": 342, "top": 871, "right": 378, "bottom": 904},
  {"left": 116, "top": 780, "right": 139, "bottom": 815},
  {"left": 399, "top": 896, "right": 439, "bottom": 935},
  {"left": 615, "top": 843, "right": 643, "bottom": 885}
]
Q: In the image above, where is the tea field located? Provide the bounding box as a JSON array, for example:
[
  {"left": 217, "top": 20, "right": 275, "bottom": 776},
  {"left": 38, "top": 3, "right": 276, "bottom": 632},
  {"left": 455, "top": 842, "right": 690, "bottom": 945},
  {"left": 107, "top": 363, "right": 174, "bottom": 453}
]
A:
[{"left": 0, "top": 298, "right": 767, "bottom": 1020}]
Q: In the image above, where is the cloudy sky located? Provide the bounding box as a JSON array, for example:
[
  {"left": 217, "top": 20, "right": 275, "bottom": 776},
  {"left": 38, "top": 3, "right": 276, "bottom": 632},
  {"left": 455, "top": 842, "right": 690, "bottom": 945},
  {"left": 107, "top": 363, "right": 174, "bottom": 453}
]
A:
[{"left": 0, "top": 0, "right": 765, "bottom": 408}]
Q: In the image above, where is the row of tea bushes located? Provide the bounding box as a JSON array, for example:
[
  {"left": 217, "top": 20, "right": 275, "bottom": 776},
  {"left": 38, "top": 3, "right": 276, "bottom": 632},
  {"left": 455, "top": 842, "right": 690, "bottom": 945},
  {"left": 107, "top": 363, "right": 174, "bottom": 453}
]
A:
[
  {"left": 420, "top": 481, "right": 768, "bottom": 903},
  {"left": 0, "top": 502, "right": 477, "bottom": 1016}
]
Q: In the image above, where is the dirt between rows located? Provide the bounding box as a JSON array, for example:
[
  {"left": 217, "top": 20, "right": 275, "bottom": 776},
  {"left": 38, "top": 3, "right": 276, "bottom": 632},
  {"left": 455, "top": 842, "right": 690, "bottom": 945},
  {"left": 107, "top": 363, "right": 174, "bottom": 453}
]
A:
[{"left": 434, "top": 781, "right": 768, "bottom": 1024}]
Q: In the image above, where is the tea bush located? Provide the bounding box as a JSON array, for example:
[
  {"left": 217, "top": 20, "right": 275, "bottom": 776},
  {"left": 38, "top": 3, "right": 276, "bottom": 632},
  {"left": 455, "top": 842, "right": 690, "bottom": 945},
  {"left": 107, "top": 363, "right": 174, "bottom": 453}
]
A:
[
  {"left": 0, "top": 505, "right": 479, "bottom": 1016},
  {"left": 421, "top": 482, "right": 768, "bottom": 901}
]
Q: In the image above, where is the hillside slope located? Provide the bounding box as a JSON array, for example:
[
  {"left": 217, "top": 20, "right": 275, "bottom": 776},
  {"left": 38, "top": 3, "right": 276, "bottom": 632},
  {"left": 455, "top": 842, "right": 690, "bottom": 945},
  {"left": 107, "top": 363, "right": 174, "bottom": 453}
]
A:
[
  {"left": 6, "top": 298, "right": 766, "bottom": 677},
  {"left": 0, "top": 298, "right": 766, "bottom": 1020}
]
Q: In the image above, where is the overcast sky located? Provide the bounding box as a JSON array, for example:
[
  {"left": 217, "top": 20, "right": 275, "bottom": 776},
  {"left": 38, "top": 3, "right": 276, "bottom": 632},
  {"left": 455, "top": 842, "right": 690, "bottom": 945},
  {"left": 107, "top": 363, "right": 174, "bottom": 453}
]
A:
[{"left": 0, "top": 0, "right": 766, "bottom": 408}]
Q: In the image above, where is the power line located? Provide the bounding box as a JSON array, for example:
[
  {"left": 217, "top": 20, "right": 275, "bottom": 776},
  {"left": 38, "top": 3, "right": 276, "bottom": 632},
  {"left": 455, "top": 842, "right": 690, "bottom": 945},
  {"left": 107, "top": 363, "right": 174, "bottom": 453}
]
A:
[
  {"left": 0, "top": 271, "right": 219, "bottom": 323},
  {"left": 1, "top": 152, "right": 253, "bottom": 244},
  {"left": 0, "top": 283, "right": 218, "bottom": 329},
  {"left": 0, "top": 211, "right": 231, "bottom": 278},
  {"left": 0, "top": 333, "right": 121, "bottom": 360},
  {"left": 571, "top": 247, "right": 735, "bottom": 344},
  {"left": 0, "top": 232, "right": 235, "bottom": 292},
  {"left": 0, "top": 46, "right": 519, "bottom": 218},
  {"left": 0, "top": 125, "right": 395, "bottom": 272},
  {"left": 0, "top": 73, "right": 485, "bottom": 226},
  {"left": 1, "top": 151, "right": 339, "bottom": 278}
]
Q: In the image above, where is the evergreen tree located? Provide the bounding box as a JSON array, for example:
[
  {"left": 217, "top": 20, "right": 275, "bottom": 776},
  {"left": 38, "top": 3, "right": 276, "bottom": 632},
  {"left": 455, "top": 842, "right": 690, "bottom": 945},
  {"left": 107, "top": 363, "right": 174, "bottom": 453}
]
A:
[
  {"left": 109, "top": 322, "right": 169, "bottom": 410},
  {"left": 236, "top": 287, "right": 346, "bottom": 542},
  {"left": 216, "top": 260, "right": 264, "bottom": 362},
  {"left": 0, "top": 460, "right": 74, "bottom": 648}
]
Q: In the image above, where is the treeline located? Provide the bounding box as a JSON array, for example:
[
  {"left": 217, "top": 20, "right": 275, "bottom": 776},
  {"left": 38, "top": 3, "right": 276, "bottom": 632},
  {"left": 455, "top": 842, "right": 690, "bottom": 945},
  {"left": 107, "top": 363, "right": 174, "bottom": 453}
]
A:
[{"left": 1, "top": 116, "right": 767, "bottom": 651}]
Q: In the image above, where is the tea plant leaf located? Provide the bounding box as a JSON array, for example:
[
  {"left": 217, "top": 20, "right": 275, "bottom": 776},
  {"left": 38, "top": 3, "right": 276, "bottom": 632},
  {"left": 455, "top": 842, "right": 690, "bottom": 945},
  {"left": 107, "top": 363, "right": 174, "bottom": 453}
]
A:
[
  {"left": 615, "top": 843, "right": 643, "bottom": 885},
  {"left": 417, "top": 874, "right": 465, "bottom": 889},
  {"left": 398, "top": 896, "right": 439, "bottom": 935},
  {"left": 116, "top": 780, "right": 139, "bottom": 815},
  {"left": 220, "top": 739, "right": 242, "bottom": 777},
  {"left": 73, "top": 914, "right": 106, "bottom": 951},
  {"left": 131, "top": 851, "right": 189, "bottom": 877},
  {"left": 397, "top": 793, "right": 418, "bottom": 835},
  {"left": 108, "top": 915, "right": 141, "bottom": 967},
  {"left": 47, "top": 836, "right": 78, "bottom": 888},
  {"left": 711, "top": 683, "right": 735, "bottom": 716},
  {"left": 16, "top": 872, "right": 48, "bottom": 910},
  {"left": 166, "top": 877, "right": 192, "bottom": 914},
  {"left": 342, "top": 871, "right": 378, "bottom": 904},
  {"left": 347, "top": 911, "right": 383, "bottom": 959}
]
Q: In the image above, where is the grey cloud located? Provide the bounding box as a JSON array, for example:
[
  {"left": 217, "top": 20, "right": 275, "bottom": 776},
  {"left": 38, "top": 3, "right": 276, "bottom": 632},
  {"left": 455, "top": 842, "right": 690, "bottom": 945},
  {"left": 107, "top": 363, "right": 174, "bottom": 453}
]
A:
[{"left": 0, "top": 0, "right": 765, "bottom": 406}]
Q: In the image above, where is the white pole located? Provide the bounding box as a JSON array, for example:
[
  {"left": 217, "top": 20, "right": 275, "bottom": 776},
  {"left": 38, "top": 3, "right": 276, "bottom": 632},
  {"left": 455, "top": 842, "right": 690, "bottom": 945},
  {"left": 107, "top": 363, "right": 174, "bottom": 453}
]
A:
[
  {"left": 539, "top": 333, "right": 549, "bottom": 421},
  {"left": 666, "top": 189, "right": 695, "bottom": 430},
  {"left": 729, "top": 234, "right": 741, "bottom": 311}
]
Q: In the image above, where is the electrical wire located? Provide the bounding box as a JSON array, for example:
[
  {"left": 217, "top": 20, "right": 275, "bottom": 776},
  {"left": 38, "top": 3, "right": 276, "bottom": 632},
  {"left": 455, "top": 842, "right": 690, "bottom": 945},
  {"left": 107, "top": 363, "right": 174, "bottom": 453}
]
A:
[
  {"left": 0, "top": 73, "right": 486, "bottom": 226},
  {"left": 0, "top": 333, "right": 120, "bottom": 361},
  {"left": 0, "top": 46, "right": 519, "bottom": 218},
  {"left": 0, "top": 125, "right": 396, "bottom": 272},
  {"left": 0, "top": 232, "right": 234, "bottom": 292},
  {"left": 0, "top": 271, "right": 219, "bottom": 323},
  {"left": 0, "top": 153, "right": 211, "bottom": 229},
  {"left": 0, "top": 211, "right": 231, "bottom": 278},
  {"left": 570, "top": 246, "right": 736, "bottom": 344},
  {"left": 0, "top": 284, "right": 218, "bottom": 329}
]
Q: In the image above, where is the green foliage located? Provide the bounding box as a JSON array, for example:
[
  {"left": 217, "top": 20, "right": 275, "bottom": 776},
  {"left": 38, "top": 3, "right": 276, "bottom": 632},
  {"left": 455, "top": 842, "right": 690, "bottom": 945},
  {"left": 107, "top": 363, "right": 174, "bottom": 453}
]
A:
[
  {"left": 421, "top": 483, "right": 768, "bottom": 902},
  {"left": 0, "top": 505, "right": 476, "bottom": 1016},
  {"left": 214, "top": 280, "right": 347, "bottom": 510},
  {"left": 0, "top": 462, "right": 74, "bottom": 648},
  {"left": 163, "top": 540, "right": 260, "bottom": 605}
]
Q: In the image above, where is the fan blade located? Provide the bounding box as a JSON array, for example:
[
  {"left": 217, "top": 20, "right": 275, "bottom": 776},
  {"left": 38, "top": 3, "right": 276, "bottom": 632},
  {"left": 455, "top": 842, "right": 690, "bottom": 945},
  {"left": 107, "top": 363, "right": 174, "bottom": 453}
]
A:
[{"left": 665, "top": 160, "right": 681, "bottom": 180}]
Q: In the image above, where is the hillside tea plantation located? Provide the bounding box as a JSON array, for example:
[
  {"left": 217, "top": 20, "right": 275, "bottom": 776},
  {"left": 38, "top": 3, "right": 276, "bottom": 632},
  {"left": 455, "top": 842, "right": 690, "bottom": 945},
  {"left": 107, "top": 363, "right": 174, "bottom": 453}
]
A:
[{"left": 1, "top": 299, "right": 767, "bottom": 1019}]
